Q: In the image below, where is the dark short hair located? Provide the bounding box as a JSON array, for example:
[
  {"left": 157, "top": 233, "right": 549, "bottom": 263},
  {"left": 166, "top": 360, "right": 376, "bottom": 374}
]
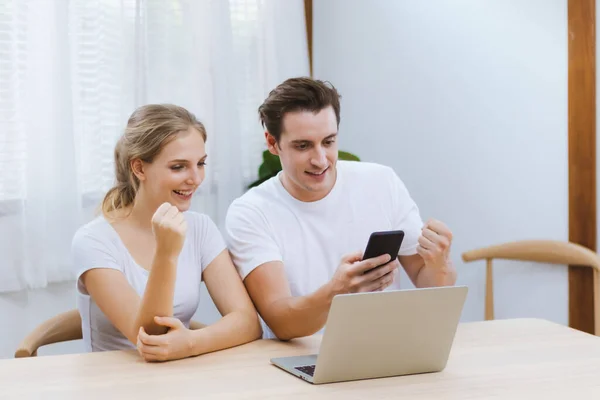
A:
[{"left": 258, "top": 77, "right": 341, "bottom": 142}]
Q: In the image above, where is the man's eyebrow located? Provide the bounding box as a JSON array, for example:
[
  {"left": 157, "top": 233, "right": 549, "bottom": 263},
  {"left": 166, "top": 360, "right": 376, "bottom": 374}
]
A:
[{"left": 290, "top": 134, "right": 337, "bottom": 144}]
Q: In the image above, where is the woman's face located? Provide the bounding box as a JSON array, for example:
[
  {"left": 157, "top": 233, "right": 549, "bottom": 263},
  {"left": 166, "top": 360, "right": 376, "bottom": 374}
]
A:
[{"left": 137, "top": 127, "right": 207, "bottom": 212}]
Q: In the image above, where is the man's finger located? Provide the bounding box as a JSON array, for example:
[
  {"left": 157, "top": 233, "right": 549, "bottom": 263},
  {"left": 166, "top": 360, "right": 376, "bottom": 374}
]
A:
[
  {"left": 342, "top": 251, "right": 364, "bottom": 264},
  {"left": 418, "top": 235, "right": 435, "bottom": 250},
  {"left": 362, "top": 259, "right": 397, "bottom": 282},
  {"left": 425, "top": 219, "right": 452, "bottom": 239},
  {"left": 416, "top": 245, "right": 431, "bottom": 259},
  {"left": 361, "top": 253, "right": 391, "bottom": 268},
  {"left": 422, "top": 228, "right": 450, "bottom": 250},
  {"left": 364, "top": 271, "right": 394, "bottom": 292}
]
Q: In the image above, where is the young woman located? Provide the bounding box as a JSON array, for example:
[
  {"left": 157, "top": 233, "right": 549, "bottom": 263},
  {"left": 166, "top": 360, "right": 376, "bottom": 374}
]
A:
[{"left": 72, "top": 104, "right": 262, "bottom": 361}]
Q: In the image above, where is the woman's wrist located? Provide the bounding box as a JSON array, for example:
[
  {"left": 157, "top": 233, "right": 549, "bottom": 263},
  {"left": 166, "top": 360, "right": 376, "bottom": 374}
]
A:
[
  {"left": 189, "top": 327, "right": 209, "bottom": 357},
  {"left": 152, "top": 248, "right": 179, "bottom": 266}
]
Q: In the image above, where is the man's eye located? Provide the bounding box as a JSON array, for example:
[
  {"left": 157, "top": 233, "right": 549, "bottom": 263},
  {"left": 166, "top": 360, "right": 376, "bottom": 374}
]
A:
[{"left": 296, "top": 144, "right": 308, "bottom": 150}]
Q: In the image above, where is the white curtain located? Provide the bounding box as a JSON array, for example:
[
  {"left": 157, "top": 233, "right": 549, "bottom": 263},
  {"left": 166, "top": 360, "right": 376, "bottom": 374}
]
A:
[{"left": 0, "top": 0, "right": 309, "bottom": 293}]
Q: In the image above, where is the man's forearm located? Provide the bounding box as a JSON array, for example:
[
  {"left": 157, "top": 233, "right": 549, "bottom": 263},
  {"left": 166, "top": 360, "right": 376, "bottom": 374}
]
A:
[
  {"left": 416, "top": 260, "right": 457, "bottom": 288},
  {"left": 264, "top": 281, "right": 338, "bottom": 341}
]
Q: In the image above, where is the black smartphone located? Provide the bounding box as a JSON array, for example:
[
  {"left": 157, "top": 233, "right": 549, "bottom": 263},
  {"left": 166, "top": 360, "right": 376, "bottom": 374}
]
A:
[{"left": 362, "top": 230, "right": 405, "bottom": 273}]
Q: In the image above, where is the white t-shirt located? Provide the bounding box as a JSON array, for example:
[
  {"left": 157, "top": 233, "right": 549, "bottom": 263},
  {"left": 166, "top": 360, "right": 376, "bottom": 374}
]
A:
[
  {"left": 224, "top": 161, "right": 423, "bottom": 338},
  {"left": 72, "top": 211, "right": 226, "bottom": 352}
]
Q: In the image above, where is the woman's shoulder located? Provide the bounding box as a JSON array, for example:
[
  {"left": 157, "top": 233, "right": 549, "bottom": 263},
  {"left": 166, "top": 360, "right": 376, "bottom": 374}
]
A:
[{"left": 72, "top": 215, "right": 117, "bottom": 248}]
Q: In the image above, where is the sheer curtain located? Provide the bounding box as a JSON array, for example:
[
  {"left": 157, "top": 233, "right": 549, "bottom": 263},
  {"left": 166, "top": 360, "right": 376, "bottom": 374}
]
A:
[{"left": 0, "top": 0, "right": 309, "bottom": 293}]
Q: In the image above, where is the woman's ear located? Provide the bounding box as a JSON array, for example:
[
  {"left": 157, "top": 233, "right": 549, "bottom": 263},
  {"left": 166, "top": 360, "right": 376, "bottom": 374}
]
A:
[{"left": 131, "top": 159, "right": 146, "bottom": 182}]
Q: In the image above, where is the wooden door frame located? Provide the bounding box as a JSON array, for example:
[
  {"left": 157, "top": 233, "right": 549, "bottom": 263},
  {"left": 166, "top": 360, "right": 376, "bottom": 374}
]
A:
[
  {"left": 568, "top": 0, "right": 596, "bottom": 334},
  {"left": 304, "top": 0, "right": 313, "bottom": 76}
]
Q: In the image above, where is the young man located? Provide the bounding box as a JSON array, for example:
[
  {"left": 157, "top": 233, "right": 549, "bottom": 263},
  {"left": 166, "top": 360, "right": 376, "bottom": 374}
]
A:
[{"left": 225, "top": 77, "right": 457, "bottom": 340}]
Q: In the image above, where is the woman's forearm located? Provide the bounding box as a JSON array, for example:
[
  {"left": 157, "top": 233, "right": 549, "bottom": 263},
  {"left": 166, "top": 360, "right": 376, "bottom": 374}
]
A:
[
  {"left": 190, "top": 309, "right": 262, "bottom": 356},
  {"left": 134, "top": 252, "right": 178, "bottom": 335}
]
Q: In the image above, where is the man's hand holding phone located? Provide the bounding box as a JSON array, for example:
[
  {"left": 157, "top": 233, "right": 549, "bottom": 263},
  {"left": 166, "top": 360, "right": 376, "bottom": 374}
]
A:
[
  {"left": 330, "top": 252, "right": 399, "bottom": 295},
  {"left": 328, "top": 230, "right": 405, "bottom": 296}
]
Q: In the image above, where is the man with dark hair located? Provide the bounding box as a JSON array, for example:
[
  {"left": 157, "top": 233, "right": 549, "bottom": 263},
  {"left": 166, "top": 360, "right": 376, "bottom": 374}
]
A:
[{"left": 225, "top": 77, "right": 457, "bottom": 340}]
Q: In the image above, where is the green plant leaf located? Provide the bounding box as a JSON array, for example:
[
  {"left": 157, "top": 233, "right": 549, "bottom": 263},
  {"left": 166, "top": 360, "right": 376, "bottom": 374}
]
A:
[
  {"left": 258, "top": 150, "right": 282, "bottom": 179},
  {"left": 338, "top": 150, "right": 360, "bottom": 161}
]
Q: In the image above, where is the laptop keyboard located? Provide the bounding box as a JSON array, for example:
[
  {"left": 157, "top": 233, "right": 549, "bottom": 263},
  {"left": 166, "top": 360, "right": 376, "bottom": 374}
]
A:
[{"left": 295, "top": 365, "right": 316, "bottom": 376}]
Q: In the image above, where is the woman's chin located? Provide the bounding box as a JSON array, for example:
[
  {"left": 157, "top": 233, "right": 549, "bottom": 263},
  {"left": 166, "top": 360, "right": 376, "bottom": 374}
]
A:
[{"left": 169, "top": 192, "right": 193, "bottom": 211}]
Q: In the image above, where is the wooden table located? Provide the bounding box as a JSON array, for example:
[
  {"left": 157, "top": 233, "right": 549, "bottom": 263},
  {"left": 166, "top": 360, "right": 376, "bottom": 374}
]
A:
[{"left": 1, "top": 318, "right": 600, "bottom": 399}]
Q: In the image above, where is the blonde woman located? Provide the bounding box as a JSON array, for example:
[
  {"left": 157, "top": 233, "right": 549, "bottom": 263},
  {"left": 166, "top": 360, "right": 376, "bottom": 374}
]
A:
[{"left": 72, "top": 104, "right": 262, "bottom": 361}]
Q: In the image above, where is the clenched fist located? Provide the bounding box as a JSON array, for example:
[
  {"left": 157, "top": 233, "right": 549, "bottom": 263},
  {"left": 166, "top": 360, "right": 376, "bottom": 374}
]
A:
[
  {"left": 151, "top": 202, "right": 187, "bottom": 259},
  {"left": 417, "top": 219, "right": 452, "bottom": 270}
]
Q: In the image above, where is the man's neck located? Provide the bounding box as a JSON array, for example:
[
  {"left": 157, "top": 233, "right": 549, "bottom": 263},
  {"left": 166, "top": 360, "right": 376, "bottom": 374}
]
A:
[{"left": 279, "top": 167, "right": 337, "bottom": 203}]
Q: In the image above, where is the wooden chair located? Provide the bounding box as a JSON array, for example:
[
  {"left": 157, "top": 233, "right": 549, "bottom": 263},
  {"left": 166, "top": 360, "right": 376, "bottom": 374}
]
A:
[
  {"left": 14, "top": 309, "right": 207, "bottom": 358},
  {"left": 461, "top": 240, "right": 600, "bottom": 336}
]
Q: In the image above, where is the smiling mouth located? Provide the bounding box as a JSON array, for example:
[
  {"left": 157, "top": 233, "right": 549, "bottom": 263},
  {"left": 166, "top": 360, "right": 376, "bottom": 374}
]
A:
[
  {"left": 305, "top": 167, "right": 328, "bottom": 176},
  {"left": 173, "top": 189, "right": 194, "bottom": 200}
]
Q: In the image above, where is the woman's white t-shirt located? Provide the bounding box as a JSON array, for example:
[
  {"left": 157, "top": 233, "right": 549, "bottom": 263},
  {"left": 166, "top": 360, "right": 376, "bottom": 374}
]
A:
[{"left": 71, "top": 211, "right": 226, "bottom": 352}]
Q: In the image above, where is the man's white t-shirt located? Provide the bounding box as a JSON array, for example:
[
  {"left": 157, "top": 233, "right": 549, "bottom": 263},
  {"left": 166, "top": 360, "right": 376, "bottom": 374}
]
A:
[
  {"left": 71, "top": 211, "right": 226, "bottom": 352},
  {"left": 224, "top": 161, "right": 423, "bottom": 338}
]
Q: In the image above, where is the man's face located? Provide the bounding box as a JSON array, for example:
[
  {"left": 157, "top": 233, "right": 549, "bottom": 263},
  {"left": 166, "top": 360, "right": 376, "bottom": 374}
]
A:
[{"left": 266, "top": 106, "right": 338, "bottom": 202}]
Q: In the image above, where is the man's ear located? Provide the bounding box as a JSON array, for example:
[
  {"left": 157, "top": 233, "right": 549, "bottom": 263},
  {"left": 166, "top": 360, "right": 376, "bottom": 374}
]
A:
[
  {"left": 131, "top": 159, "right": 146, "bottom": 182},
  {"left": 265, "top": 131, "right": 280, "bottom": 156}
]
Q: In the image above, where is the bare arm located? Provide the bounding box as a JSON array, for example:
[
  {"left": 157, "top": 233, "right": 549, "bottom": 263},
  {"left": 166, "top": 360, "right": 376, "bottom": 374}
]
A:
[
  {"left": 135, "top": 249, "right": 263, "bottom": 362},
  {"left": 81, "top": 254, "right": 176, "bottom": 344},
  {"left": 399, "top": 218, "right": 457, "bottom": 287},
  {"left": 187, "top": 250, "right": 262, "bottom": 355},
  {"left": 398, "top": 253, "right": 456, "bottom": 287},
  {"left": 80, "top": 203, "right": 187, "bottom": 344},
  {"left": 243, "top": 261, "right": 335, "bottom": 341},
  {"left": 244, "top": 253, "right": 398, "bottom": 341}
]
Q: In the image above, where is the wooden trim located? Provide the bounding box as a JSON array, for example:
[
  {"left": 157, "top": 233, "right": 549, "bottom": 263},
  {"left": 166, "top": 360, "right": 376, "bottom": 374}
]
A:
[
  {"left": 485, "top": 259, "right": 494, "bottom": 320},
  {"left": 568, "top": 0, "right": 596, "bottom": 334},
  {"left": 304, "top": 0, "right": 313, "bottom": 76}
]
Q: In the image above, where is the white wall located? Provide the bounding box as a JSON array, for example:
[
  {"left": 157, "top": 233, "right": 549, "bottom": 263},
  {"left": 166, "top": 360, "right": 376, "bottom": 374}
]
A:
[{"left": 314, "top": 0, "right": 569, "bottom": 323}]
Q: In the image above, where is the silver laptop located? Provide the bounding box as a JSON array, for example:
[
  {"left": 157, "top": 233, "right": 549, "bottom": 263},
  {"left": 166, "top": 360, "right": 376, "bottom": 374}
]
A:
[{"left": 270, "top": 286, "right": 468, "bottom": 384}]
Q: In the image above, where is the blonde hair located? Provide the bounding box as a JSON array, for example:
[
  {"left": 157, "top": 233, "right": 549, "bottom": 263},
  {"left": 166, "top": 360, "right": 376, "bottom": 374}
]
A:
[{"left": 102, "top": 104, "right": 207, "bottom": 216}]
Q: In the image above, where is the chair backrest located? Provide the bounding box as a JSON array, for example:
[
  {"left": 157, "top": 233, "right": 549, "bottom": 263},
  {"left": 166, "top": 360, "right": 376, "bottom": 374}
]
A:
[
  {"left": 462, "top": 240, "right": 600, "bottom": 336},
  {"left": 14, "top": 309, "right": 83, "bottom": 358}
]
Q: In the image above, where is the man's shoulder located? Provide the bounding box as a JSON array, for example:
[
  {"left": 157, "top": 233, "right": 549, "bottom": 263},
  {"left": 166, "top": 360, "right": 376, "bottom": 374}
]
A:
[{"left": 226, "top": 177, "right": 280, "bottom": 224}]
